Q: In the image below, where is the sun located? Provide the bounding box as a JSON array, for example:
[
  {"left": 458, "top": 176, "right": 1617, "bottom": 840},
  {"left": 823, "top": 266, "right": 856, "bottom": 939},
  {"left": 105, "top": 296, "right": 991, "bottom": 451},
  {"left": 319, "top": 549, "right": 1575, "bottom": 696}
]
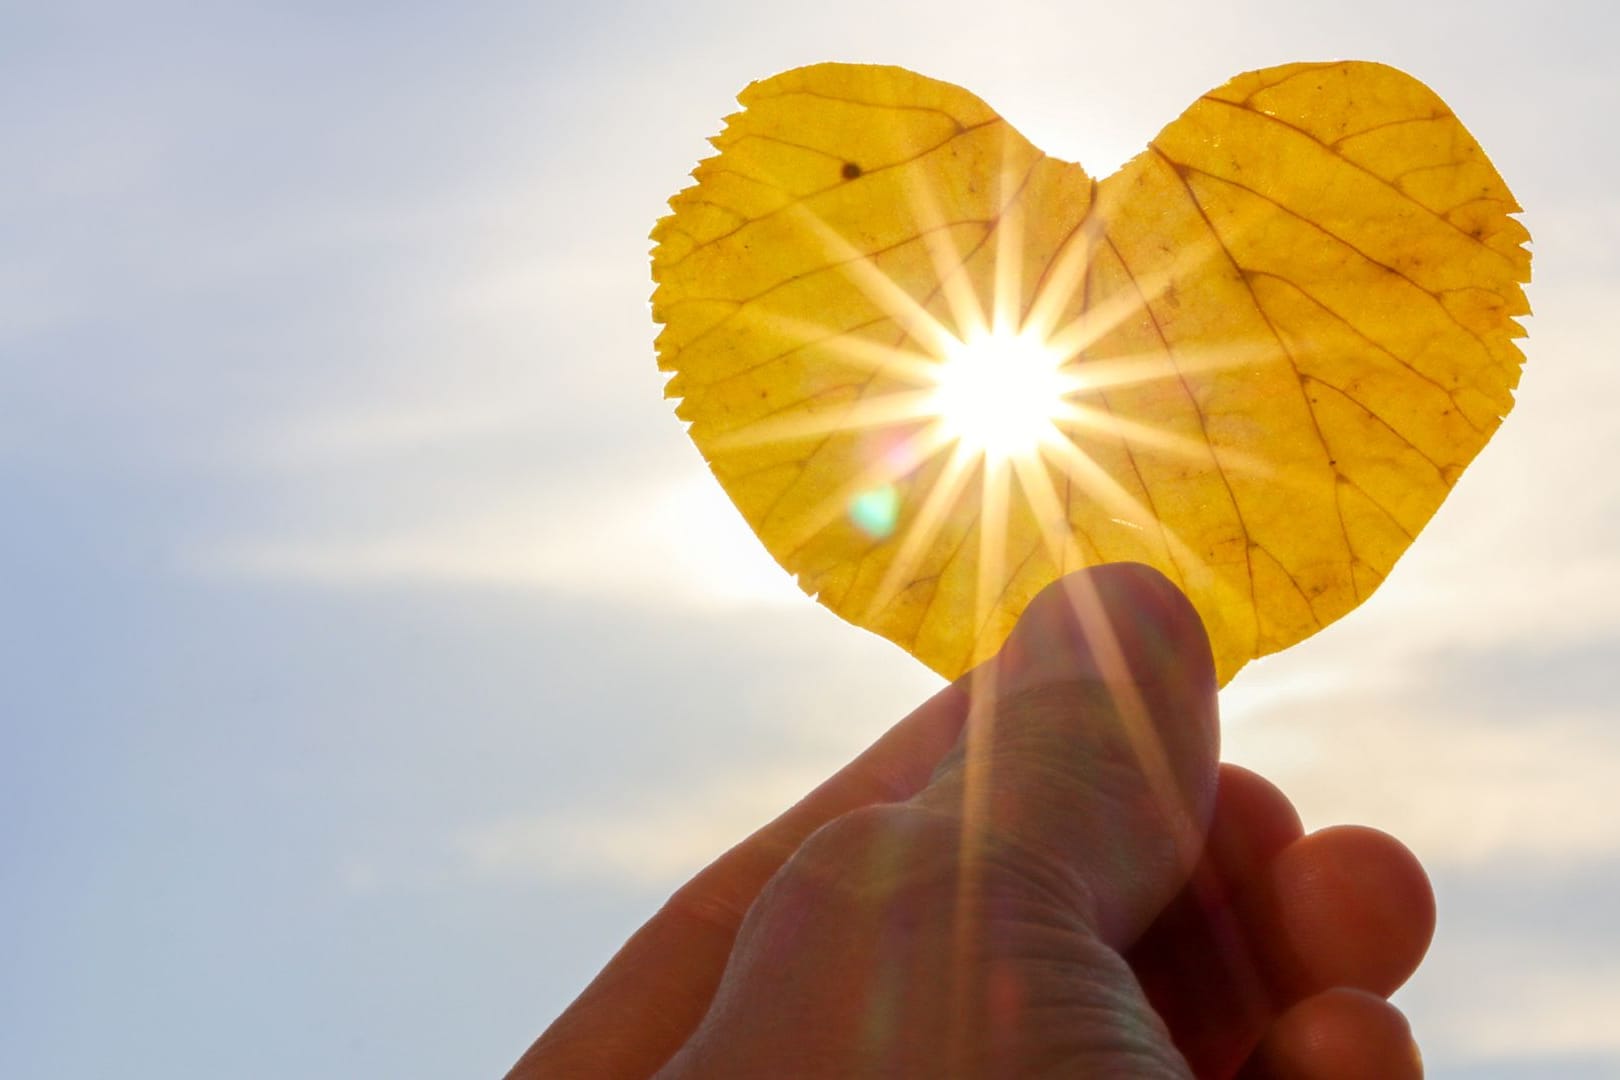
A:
[{"left": 929, "top": 329, "right": 1068, "bottom": 464}]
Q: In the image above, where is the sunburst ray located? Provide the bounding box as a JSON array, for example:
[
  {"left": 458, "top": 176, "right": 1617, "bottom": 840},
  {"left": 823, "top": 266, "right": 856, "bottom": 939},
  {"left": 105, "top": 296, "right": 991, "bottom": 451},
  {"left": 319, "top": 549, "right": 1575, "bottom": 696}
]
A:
[
  {"left": 860, "top": 441, "right": 982, "bottom": 627},
  {"left": 709, "top": 390, "right": 942, "bottom": 451},
  {"left": 794, "top": 205, "right": 962, "bottom": 358},
  {"left": 1054, "top": 399, "right": 1273, "bottom": 477}
]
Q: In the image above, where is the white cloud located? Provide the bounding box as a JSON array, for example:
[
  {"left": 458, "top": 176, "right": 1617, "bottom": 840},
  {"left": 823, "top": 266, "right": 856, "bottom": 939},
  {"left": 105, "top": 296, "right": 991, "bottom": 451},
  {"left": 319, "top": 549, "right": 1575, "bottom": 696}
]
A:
[
  {"left": 452, "top": 765, "right": 827, "bottom": 888},
  {"left": 1229, "top": 696, "right": 1620, "bottom": 867},
  {"left": 245, "top": 397, "right": 540, "bottom": 470},
  {"left": 192, "top": 467, "right": 807, "bottom": 610},
  {"left": 1422, "top": 941, "right": 1620, "bottom": 1063}
]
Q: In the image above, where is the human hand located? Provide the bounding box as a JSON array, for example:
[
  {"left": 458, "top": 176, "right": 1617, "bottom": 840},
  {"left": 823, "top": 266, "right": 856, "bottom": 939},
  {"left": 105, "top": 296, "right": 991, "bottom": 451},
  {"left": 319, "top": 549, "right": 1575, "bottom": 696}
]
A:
[{"left": 509, "top": 564, "right": 1434, "bottom": 1078}]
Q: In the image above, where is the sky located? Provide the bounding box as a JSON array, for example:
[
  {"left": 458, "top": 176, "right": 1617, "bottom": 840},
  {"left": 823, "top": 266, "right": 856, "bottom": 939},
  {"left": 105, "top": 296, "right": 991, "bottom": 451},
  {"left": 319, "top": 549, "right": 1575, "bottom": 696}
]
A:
[{"left": 2, "top": 1, "right": 1617, "bottom": 1077}]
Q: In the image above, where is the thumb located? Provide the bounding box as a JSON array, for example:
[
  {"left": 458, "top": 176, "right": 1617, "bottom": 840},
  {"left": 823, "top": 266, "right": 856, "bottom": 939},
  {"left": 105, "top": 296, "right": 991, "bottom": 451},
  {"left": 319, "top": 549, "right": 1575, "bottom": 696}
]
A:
[
  {"left": 912, "top": 562, "right": 1220, "bottom": 947},
  {"left": 658, "top": 564, "right": 1218, "bottom": 1079}
]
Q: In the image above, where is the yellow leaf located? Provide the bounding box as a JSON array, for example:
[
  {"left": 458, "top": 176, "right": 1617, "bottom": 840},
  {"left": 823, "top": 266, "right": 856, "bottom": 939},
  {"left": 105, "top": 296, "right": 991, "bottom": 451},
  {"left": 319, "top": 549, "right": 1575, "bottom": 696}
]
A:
[{"left": 651, "top": 62, "right": 1530, "bottom": 686}]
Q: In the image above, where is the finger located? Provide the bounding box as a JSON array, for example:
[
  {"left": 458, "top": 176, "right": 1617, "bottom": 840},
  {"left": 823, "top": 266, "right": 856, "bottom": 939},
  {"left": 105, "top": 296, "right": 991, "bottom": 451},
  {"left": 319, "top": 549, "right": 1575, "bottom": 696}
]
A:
[
  {"left": 1130, "top": 812, "right": 1432, "bottom": 1076},
  {"left": 667, "top": 674, "right": 971, "bottom": 926},
  {"left": 1240, "top": 825, "right": 1436, "bottom": 1002},
  {"left": 662, "top": 564, "right": 1221, "bottom": 1078},
  {"left": 1202, "top": 765, "right": 1305, "bottom": 892},
  {"left": 913, "top": 561, "right": 1221, "bottom": 946},
  {"left": 1238, "top": 987, "right": 1422, "bottom": 1080},
  {"left": 508, "top": 647, "right": 972, "bottom": 1078},
  {"left": 1128, "top": 765, "right": 1306, "bottom": 1077}
]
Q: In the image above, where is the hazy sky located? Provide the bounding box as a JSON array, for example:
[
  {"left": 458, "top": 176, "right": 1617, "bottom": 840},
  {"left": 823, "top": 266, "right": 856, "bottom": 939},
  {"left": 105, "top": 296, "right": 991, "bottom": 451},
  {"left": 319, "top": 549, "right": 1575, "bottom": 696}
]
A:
[{"left": 3, "top": 2, "right": 1617, "bottom": 1077}]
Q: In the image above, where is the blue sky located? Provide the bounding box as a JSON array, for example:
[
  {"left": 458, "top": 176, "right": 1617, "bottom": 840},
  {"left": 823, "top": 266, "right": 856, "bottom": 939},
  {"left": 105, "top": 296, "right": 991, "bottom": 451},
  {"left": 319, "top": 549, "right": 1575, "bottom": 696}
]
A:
[{"left": 3, "top": 1, "right": 1617, "bottom": 1077}]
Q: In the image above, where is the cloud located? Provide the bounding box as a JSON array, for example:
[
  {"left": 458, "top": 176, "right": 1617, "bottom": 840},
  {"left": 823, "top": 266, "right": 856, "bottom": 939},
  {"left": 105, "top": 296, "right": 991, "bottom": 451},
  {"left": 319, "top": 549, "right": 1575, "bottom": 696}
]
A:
[
  {"left": 1456, "top": 964, "right": 1620, "bottom": 1059},
  {"left": 1230, "top": 695, "right": 1620, "bottom": 866},
  {"left": 190, "top": 467, "right": 807, "bottom": 610},
  {"left": 1412, "top": 863, "right": 1620, "bottom": 1070},
  {"left": 452, "top": 765, "right": 826, "bottom": 888}
]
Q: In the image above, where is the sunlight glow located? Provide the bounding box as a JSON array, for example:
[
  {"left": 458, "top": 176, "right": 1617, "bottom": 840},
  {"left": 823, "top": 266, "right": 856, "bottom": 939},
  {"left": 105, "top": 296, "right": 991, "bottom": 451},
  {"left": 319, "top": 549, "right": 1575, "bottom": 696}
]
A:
[
  {"left": 929, "top": 330, "right": 1068, "bottom": 463},
  {"left": 749, "top": 176, "right": 1265, "bottom": 630}
]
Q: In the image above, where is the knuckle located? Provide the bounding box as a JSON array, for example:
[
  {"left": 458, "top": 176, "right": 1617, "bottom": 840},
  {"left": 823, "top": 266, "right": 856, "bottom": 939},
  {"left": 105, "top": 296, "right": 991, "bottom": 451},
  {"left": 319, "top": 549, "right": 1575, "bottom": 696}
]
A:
[
  {"left": 771, "top": 803, "right": 962, "bottom": 911},
  {"left": 773, "top": 802, "right": 1094, "bottom": 931}
]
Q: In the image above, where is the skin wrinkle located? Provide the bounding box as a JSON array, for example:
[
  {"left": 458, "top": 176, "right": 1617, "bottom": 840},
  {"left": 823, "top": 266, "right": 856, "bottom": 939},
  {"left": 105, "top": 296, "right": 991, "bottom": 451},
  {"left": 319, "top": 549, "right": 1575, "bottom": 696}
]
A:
[
  {"left": 929, "top": 671, "right": 1213, "bottom": 902},
  {"left": 517, "top": 567, "right": 1435, "bottom": 1080},
  {"left": 699, "top": 802, "right": 1190, "bottom": 1078}
]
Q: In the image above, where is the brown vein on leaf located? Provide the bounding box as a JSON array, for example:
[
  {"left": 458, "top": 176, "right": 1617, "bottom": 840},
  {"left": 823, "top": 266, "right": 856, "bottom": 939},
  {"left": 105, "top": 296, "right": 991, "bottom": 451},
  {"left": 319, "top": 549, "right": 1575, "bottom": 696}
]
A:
[
  {"left": 655, "top": 224, "right": 704, "bottom": 248},
  {"left": 728, "top": 379, "right": 885, "bottom": 427},
  {"left": 1389, "top": 160, "right": 1471, "bottom": 186},
  {"left": 1041, "top": 451, "right": 1102, "bottom": 570},
  {"left": 1166, "top": 158, "right": 1505, "bottom": 371},
  {"left": 684, "top": 311, "right": 906, "bottom": 391},
  {"left": 1435, "top": 284, "right": 1512, "bottom": 303},
  {"left": 671, "top": 198, "right": 748, "bottom": 230},
  {"left": 1442, "top": 193, "right": 1523, "bottom": 220},
  {"left": 1021, "top": 190, "right": 1096, "bottom": 326},
  {"left": 1328, "top": 112, "right": 1455, "bottom": 148},
  {"left": 1080, "top": 237, "right": 1185, "bottom": 592},
  {"left": 1103, "top": 230, "right": 1259, "bottom": 630},
  {"left": 721, "top": 457, "right": 806, "bottom": 485},
  {"left": 1195, "top": 95, "right": 1515, "bottom": 265},
  {"left": 1301, "top": 375, "right": 1449, "bottom": 482},
  {"left": 658, "top": 296, "right": 742, "bottom": 313},
  {"left": 1082, "top": 383, "right": 1185, "bottom": 592},
  {"left": 726, "top": 130, "right": 848, "bottom": 162},
  {"left": 897, "top": 573, "right": 942, "bottom": 653},
  {"left": 1338, "top": 473, "right": 1417, "bottom": 542},
  {"left": 664, "top": 218, "right": 992, "bottom": 349},
  {"left": 1149, "top": 148, "right": 1356, "bottom": 609},
  {"left": 690, "top": 165, "right": 794, "bottom": 197},
  {"left": 1235, "top": 62, "right": 1341, "bottom": 107},
  {"left": 972, "top": 532, "right": 1043, "bottom": 653},
  {"left": 659, "top": 119, "right": 1002, "bottom": 273},
  {"left": 1244, "top": 269, "right": 1487, "bottom": 432},
  {"left": 1249, "top": 541, "right": 1322, "bottom": 629},
  {"left": 1060, "top": 464, "right": 1074, "bottom": 576},
  {"left": 908, "top": 498, "right": 983, "bottom": 655},
  {"left": 746, "top": 86, "right": 981, "bottom": 130},
  {"left": 1020, "top": 176, "right": 1120, "bottom": 573}
]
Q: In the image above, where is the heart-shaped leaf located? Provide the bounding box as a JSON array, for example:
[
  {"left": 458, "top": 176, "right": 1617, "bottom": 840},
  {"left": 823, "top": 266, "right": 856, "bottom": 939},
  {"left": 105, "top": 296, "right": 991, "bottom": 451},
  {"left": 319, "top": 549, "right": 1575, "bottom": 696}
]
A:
[{"left": 651, "top": 61, "right": 1530, "bottom": 685}]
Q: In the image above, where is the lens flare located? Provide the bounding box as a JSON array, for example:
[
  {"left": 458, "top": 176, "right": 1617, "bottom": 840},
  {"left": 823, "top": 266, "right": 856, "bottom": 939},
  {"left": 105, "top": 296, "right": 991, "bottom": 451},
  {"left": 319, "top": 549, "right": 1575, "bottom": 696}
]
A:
[{"left": 848, "top": 484, "right": 901, "bottom": 539}]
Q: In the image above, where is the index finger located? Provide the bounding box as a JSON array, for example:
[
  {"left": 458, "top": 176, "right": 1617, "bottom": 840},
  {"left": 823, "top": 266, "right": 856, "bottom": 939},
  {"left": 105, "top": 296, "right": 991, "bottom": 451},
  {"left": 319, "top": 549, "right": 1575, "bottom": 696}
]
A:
[{"left": 506, "top": 674, "right": 971, "bottom": 1080}]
